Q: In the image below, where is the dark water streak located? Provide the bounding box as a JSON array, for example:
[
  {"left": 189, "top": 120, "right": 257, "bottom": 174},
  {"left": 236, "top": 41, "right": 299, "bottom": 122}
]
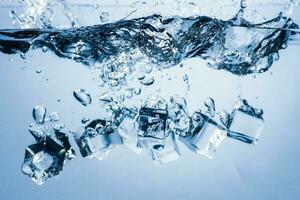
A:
[{"left": 0, "top": 14, "right": 298, "bottom": 75}]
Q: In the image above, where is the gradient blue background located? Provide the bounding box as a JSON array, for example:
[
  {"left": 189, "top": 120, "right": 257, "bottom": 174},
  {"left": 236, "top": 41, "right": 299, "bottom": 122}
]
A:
[{"left": 0, "top": 1, "right": 300, "bottom": 199}]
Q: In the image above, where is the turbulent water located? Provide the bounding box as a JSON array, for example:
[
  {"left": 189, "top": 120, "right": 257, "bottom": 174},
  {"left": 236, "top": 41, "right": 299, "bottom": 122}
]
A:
[{"left": 0, "top": 13, "right": 298, "bottom": 78}]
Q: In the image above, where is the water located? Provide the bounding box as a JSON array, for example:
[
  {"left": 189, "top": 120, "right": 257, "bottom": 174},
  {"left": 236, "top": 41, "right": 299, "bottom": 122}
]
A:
[
  {"left": 22, "top": 94, "right": 266, "bottom": 184},
  {"left": 0, "top": 0, "right": 300, "bottom": 187},
  {"left": 0, "top": 14, "right": 298, "bottom": 76}
]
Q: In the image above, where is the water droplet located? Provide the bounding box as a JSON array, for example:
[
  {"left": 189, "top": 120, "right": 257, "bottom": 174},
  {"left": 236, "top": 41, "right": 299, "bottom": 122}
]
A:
[
  {"left": 42, "top": 46, "right": 48, "bottom": 52},
  {"left": 109, "top": 80, "right": 119, "bottom": 87},
  {"left": 141, "top": 65, "right": 152, "bottom": 74},
  {"left": 81, "top": 117, "right": 90, "bottom": 124},
  {"left": 54, "top": 123, "right": 65, "bottom": 131},
  {"left": 32, "top": 105, "right": 47, "bottom": 124},
  {"left": 73, "top": 89, "right": 92, "bottom": 106},
  {"left": 49, "top": 112, "right": 60, "bottom": 122},
  {"left": 183, "top": 74, "right": 189, "bottom": 81},
  {"left": 140, "top": 77, "right": 154, "bottom": 86},
  {"left": 218, "top": 110, "right": 231, "bottom": 128},
  {"left": 20, "top": 53, "right": 26, "bottom": 60},
  {"left": 240, "top": 0, "right": 248, "bottom": 9},
  {"left": 134, "top": 88, "right": 141, "bottom": 95},
  {"left": 204, "top": 97, "right": 215, "bottom": 118},
  {"left": 36, "top": 70, "right": 42, "bottom": 74},
  {"left": 99, "top": 12, "right": 109, "bottom": 23},
  {"left": 137, "top": 74, "right": 145, "bottom": 80},
  {"left": 125, "top": 89, "right": 134, "bottom": 99},
  {"left": 99, "top": 94, "right": 113, "bottom": 104}
]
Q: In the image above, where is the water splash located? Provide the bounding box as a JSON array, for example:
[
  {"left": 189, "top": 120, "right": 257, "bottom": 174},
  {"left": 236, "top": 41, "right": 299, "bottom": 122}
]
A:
[
  {"left": 8, "top": 0, "right": 80, "bottom": 28},
  {"left": 0, "top": 13, "right": 298, "bottom": 76}
]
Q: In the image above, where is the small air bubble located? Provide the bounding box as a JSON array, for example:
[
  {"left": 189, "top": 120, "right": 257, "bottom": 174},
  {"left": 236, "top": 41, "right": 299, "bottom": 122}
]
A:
[
  {"left": 81, "top": 117, "right": 90, "bottom": 124},
  {"left": 32, "top": 105, "right": 47, "bottom": 124},
  {"left": 49, "top": 112, "right": 60, "bottom": 122},
  {"left": 73, "top": 89, "right": 92, "bottom": 106},
  {"left": 140, "top": 77, "right": 154, "bottom": 86}
]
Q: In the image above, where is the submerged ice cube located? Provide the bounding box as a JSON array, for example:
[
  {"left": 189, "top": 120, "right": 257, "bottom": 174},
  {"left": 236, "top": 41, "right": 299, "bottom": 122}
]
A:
[
  {"left": 73, "top": 128, "right": 110, "bottom": 160},
  {"left": 228, "top": 109, "right": 264, "bottom": 144},
  {"left": 138, "top": 99, "right": 168, "bottom": 139},
  {"left": 168, "top": 96, "right": 191, "bottom": 137},
  {"left": 137, "top": 99, "right": 168, "bottom": 152},
  {"left": 151, "top": 131, "right": 181, "bottom": 165},
  {"left": 73, "top": 119, "right": 122, "bottom": 160},
  {"left": 180, "top": 114, "right": 226, "bottom": 159},
  {"left": 54, "top": 130, "right": 76, "bottom": 160},
  {"left": 118, "top": 117, "right": 142, "bottom": 154},
  {"left": 227, "top": 99, "right": 264, "bottom": 144},
  {"left": 21, "top": 137, "right": 66, "bottom": 185}
]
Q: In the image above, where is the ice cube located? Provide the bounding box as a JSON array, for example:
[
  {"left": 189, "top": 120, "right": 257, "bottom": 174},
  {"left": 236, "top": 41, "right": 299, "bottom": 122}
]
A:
[
  {"left": 108, "top": 131, "right": 123, "bottom": 147},
  {"left": 73, "top": 128, "right": 110, "bottom": 160},
  {"left": 180, "top": 119, "right": 226, "bottom": 159},
  {"left": 73, "top": 119, "right": 121, "bottom": 159},
  {"left": 54, "top": 130, "right": 76, "bottom": 160},
  {"left": 137, "top": 135, "right": 165, "bottom": 155},
  {"left": 138, "top": 106, "right": 168, "bottom": 139},
  {"left": 228, "top": 109, "right": 264, "bottom": 144},
  {"left": 168, "top": 96, "right": 191, "bottom": 137},
  {"left": 118, "top": 117, "right": 141, "bottom": 154},
  {"left": 137, "top": 104, "right": 168, "bottom": 155},
  {"left": 151, "top": 131, "right": 181, "bottom": 165},
  {"left": 21, "top": 137, "right": 66, "bottom": 185}
]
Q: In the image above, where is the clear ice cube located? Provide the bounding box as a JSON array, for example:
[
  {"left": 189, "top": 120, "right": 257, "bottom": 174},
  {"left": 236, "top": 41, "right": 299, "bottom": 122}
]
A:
[
  {"left": 151, "top": 131, "right": 181, "bottom": 165},
  {"left": 137, "top": 135, "right": 165, "bottom": 154},
  {"left": 137, "top": 105, "right": 168, "bottom": 154},
  {"left": 138, "top": 106, "right": 168, "bottom": 139},
  {"left": 168, "top": 96, "right": 191, "bottom": 137},
  {"left": 73, "top": 128, "right": 110, "bottom": 160},
  {"left": 54, "top": 130, "right": 76, "bottom": 160},
  {"left": 21, "top": 137, "right": 66, "bottom": 185},
  {"left": 73, "top": 119, "right": 120, "bottom": 160},
  {"left": 228, "top": 109, "right": 264, "bottom": 144},
  {"left": 118, "top": 117, "right": 142, "bottom": 154},
  {"left": 180, "top": 119, "right": 226, "bottom": 159}
]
